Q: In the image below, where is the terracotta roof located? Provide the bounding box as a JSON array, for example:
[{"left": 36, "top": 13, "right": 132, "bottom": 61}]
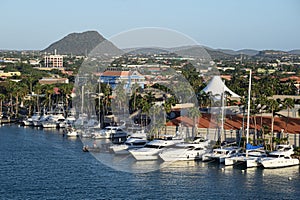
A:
[
  {"left": 166, "top": 113, "right": 300, "bottom": 134},
  {"left": 280, "top": 76, "right": 300, "bottom": 83}
]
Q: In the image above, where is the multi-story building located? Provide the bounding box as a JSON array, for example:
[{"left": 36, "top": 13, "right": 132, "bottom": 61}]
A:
[{"left": 44, "top": 51, "right": 63, "bottom": 68}]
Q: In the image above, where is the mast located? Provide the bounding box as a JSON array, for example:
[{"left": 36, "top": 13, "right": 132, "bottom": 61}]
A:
[
  {"left": 220, "top": 80, "right": 225, "bottom": 146},
  {"left": 246, "top": 70, "right": 252, "bottom": 145},
  {"left": 81, "top": 85, "right": 84, "bottom": 114}
]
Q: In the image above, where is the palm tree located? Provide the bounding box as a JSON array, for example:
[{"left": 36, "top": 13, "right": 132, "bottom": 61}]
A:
[
  {"left": 283, "top": 98, "right": 294, "bottom": 131},
  {"left": 43, "top": 84, "right": 55, "bottom": 111},
  {"left": 0, "top": 93, "right": 5, "bottom": 117},
  {"left": 12, "top": 83, "right": 26, "bottom": 117},
  {"left": 188, "top": 106, "right": 201, "bottom": 138},
  {"left": 33, "top": 83, "right": 43, "bottom": 113},
  {"left": 149, "top": 105, "right": 163, "bottom": 138},
  {"left": 130, "top": 82, "right": 140, "bottom": 111},
  {"left": 59, "top": 83, "right": 74, "bottom": 115},
  {"left": 267, "top": 99, "right": 280, "bottom": 150}
]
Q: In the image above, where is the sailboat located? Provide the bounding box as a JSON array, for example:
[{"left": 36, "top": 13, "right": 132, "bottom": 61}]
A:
[
  {"left": 224, "top": 70, "right": 268, "bottom": 168},
  {"left": 202, "top": 78, "right": 242, "bottom": 163}
]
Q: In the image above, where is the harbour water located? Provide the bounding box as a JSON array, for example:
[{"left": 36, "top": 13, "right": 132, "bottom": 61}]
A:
[{"left": 1, "top": 125, "right": 300, "bottom": 199}]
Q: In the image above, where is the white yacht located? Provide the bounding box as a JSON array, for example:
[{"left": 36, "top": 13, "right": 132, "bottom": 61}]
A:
[
  {"left": 110, "top": 132, "right": 148, "bottom": 155},
  {"left": 202, "top": 146, "right": 242, "bottom": 163},
  {"left": 129, "top": 135, "right": 184, "bottom": 161},
  {"left": 159, "top": 139, "right": 210, "bottom": 162},
  {"left": 258, "top": 144, "right": 299, "bottom": 168},
  {"left": 32, "top": 114, "right": 51, "bottom": 127},
  {"left": 224, "top": 149, "right": 267, "bottom": 168},
  {"left": 41, "top": 114, "right": 65, "bottom": 128},
  {"left": 22, "top": 112, "right": 41, "bottom": 126},
  {"left": 92, "top": 126, "right": 125, "bottom": 139}
]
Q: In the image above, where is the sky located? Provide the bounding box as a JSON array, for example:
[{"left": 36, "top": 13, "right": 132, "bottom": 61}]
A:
[{"left": 0, "top": 0, "right": 299, "bottom": 51}]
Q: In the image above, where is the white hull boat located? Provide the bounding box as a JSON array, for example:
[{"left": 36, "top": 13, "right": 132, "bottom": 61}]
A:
[
  {"left": 159, "top": 139, "right": 210, "bottom": 162},
  {"left": 92, "top": 125, "right": 125, "bottom": 139},
  {"left": 224, "top": 150, "right": 267, "bottom": 168},
  {"left": 259, "top": 144, "right": 300, "bottom": 168},
  {"left": 202, "top": 146, "right": 242, "bottom": 163},
  {"left": 259, "top": 155, "right": 299, "bottom": 168},
  {"left": 129, "top": 136, "right": 184, "bottom": 161},
  {"left": 110, "top": 133, "right": 148, "bottom": 155}
]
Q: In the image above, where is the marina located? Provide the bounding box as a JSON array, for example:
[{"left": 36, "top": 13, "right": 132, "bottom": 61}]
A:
[{"left": 1, "top": 124, "right": 300, "bottom": 199}]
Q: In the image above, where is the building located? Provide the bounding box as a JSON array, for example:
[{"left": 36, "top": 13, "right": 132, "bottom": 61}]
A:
[
  {"left": 0, "top": 70, "right": 21, "bottom": 77},
  {"left": 100, "top": 69, "right": 145, "bottom": 90},
  {"left": 44, "top": 51, "right": 63, "bottom": 68},
  {"left": 39, "top": 77, "right": 69, "bottom": 85}
]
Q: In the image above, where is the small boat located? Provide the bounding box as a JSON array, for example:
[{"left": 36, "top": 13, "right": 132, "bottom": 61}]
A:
[
  {"left": 129, "top": 135, "right": 184, "bottom": 161},
  {"left": 110, "top": 132, "right": 148, "bottom": 155},
  {"left": 92, "top": 126, "right": 125, "bottom": 139},
  {"left": 22, "top": 112, "right": 41, "bottom": 126},
  {"left": 65, "top": 127, "right": 79, "bottom": 137},
  {"left": 202, "top": 146, "right": 242, "bottom": 163},
  {"left": 258, "top": 144, "right": 299, "bottom": 168},
  {"left": 82, "top": 144, "right": 101, "bottom": 152}
]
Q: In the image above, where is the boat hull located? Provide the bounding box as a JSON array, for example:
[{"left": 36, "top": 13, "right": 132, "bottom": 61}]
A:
[
  {"left": 159, "top": 149, "right": 206, "bottom": 162},
  {"left": 261, "top": 158, "right": 299, "bottom": 168},
  {"left": 130, "top": 149, "right": 161, "bottom": 161}
]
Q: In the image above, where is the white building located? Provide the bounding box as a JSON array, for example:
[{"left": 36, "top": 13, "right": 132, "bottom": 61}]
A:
[{"left": 44, "top": 50, "right": 63, "bottom": 68}]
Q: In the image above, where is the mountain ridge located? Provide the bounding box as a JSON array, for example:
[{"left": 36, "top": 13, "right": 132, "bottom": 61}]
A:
[{"left": 41, "top": 30, "right": 300, "bottom": 57}]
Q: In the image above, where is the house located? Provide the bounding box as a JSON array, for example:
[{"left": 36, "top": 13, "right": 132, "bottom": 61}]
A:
[{"left": 100, "top": 69, "right": 145, "bottom": 90}]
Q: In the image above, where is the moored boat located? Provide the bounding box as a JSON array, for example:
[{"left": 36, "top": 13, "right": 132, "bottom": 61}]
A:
[
  {"left": 202, "top": 146, "right": 242, "bottom": 163},
  {"left": 110, "top": 132, "right": 148, "bottom": 155},
  {"left": 258, "top": 144, "right": 299, "bottom": 168},
  {"left": 129, "top": 135, "right": 184, "bottom": 161}
]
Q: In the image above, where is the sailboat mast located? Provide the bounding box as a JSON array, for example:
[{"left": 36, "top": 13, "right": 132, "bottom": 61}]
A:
[
  {"left": 220, "top": 80, "right": 225, "bottom": 145},
  {"left": 246, "top": 70, "right": 252, "bottom": 144}
]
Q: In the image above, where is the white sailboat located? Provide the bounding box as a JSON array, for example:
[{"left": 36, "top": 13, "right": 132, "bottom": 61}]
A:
[
  {"left": 202, "top": 78, "right": 241, "bottom": 163},
  {"left": 225, "top": 70, "right": 268, "bottom": 167}
]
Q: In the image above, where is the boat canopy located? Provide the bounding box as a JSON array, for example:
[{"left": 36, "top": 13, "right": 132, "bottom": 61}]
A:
[{"left": 246, "top": 143, "right": 263, "bottom": 150}]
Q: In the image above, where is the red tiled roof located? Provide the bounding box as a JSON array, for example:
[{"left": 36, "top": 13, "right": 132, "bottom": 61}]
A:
[
  {"left": 280, "top": 76, "right": 300, "bottom": 83},
  {"left": 166, "top": 113, "right": 300, "bottom": 134},
  {"left": 102, "top": 71, "right": 131, "bottom": 77}
]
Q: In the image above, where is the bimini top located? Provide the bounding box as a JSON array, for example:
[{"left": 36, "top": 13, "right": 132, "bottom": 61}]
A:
[{"left": 202, "top": 76, "right": 240, "bottom": 98}]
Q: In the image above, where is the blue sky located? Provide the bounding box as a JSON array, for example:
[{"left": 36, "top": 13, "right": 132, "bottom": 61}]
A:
[{"left": 1, "top": 0, "right": 299, "bottom": 50}]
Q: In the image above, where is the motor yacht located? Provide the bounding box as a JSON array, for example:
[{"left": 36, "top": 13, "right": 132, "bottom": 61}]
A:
[
  {"left": 110, "top": 132, "right": 148, "bottom": 155},
  {"left": 202, "top": 146, "right": 242, "bottom": 163},
  {"left": 258, "top": 144, "right": 299, "bottom": 168},
  {"left": 129, "top": 135, "right": 184, "bottom": 161}
]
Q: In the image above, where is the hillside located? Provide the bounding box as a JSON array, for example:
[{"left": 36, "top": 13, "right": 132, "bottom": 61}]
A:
[{"left": 42, "top": 31, "right": 120, "bottom": 56}]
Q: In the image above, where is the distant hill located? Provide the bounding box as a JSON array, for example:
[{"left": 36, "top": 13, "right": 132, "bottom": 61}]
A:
[
  {"left": 288, "top": 49, "right": 300, "bottom": 55},
  {"left": 41, "top": 31, "right": 299, "bottom": 59},
  {"left": 123, "top": 47, "right": 169, "bottom": 55},
  {"left": 42, "top": 31, "right": 122, "bottom": 56},
  {"left": 216, "top": 48, "right": 259, "bottom": 56}
]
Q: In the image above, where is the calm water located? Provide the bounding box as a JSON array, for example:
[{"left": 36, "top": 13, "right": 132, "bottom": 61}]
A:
[{"left": 1, "top": 125, "right": 300, "bottom": 200}]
